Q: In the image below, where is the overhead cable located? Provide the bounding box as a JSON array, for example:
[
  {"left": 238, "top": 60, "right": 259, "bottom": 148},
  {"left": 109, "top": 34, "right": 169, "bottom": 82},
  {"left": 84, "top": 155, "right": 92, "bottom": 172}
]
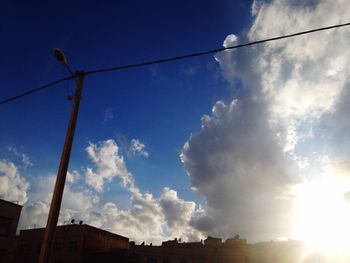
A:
[
  {"left": 85, "top": 22, "right": 350, "bottom": 76},
  {"left": 1, "top": 21, "right": 350, "bottom": 105}
]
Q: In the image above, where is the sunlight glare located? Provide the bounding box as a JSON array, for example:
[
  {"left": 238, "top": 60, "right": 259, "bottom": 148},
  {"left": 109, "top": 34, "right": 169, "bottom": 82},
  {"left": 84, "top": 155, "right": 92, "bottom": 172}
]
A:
[{"left": 295, "top": 178, "right": 350, "bottom": 259}]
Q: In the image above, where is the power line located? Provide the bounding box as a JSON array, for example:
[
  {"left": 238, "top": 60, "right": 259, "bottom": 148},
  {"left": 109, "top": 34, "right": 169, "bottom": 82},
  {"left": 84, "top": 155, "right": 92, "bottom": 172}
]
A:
[
  {"left": 85, "top": 22, "right": 350, "bottom": 76},
  {"left": 0, "top": 76, "right": 73, "bottom": 105},
  {"left": 1, "top": 21, "right": 350, "bottom": 105}
]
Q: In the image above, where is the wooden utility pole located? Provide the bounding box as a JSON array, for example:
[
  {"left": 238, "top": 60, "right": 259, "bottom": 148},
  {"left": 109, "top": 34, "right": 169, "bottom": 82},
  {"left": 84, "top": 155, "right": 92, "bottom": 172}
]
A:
[{"left": 38, "top": 71, "right": 85, "bottom": 263}]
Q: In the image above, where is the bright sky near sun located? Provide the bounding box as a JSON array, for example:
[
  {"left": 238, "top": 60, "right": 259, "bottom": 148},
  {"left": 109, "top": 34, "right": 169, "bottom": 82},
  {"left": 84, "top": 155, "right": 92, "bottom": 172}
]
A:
[{"left": 2, "top": 0, "right": 350, "bottom": 260}]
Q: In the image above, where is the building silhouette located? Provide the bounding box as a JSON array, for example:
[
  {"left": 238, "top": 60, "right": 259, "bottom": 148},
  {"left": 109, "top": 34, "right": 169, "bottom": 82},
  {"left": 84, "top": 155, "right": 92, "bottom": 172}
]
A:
[
  {"left": 14, "top": 224, "right": 128, "bottom": 263},
  {"left": 128, "top": 236, "right": 249, "bottom": 263},
  {"left": 0, "top": 199, "right": 22, "bottom": 263},
  {"left": 0, "top": 198, "right": 314, "bottom": 263}
]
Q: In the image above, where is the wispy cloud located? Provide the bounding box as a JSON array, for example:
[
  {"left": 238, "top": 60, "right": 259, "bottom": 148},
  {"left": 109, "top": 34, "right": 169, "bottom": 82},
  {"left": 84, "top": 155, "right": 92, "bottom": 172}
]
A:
[
  {"left": 103, "top": 107, "right": 114, "bottom": 124},
  {"left": 129, "top": 139, "right": 149, "bottom": 158},
  {"left": 8, "top": 146, "right": 33, "bottom": 168},
  {"left": 181, "top": 62, "right": 201, "bottom": 77}
]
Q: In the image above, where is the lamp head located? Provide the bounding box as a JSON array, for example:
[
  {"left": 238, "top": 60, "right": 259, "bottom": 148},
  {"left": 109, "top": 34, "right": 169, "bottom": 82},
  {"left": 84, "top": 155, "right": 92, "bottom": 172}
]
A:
[{"left": 53, "top": 48, "right": 68, "bottom": 67}]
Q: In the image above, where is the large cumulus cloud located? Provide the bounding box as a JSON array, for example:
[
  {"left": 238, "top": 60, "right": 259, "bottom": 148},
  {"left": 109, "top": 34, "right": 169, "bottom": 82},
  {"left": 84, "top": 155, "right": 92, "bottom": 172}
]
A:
[
  {"left": 182, "top": 0, "right": 350, "bottom": 242},
  {"left": 181, "top": 98, "right": 298, "bottom": 241}
]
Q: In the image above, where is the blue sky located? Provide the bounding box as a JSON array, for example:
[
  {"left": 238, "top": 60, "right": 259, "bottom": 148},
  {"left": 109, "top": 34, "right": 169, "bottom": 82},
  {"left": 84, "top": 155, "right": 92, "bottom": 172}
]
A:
[
  {"left": 0, "top": 0, "right": 251, "bottom": 204},
  {"left": 3, "top": 1, "right": 350, "bottom": 256}
]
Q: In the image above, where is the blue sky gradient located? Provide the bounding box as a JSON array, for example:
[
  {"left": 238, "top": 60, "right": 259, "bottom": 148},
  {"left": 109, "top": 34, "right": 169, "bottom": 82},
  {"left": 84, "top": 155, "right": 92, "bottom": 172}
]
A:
[{"left": 0, "top": 1, "right": 251, "bottom": 210}]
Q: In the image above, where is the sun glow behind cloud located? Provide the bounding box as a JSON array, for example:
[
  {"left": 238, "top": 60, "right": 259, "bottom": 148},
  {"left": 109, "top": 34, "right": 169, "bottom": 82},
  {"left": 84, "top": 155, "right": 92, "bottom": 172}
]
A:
[
  {"left": 182, "top": 0, "right": 350, "bottom": 246},
  {"left": 294, "top": 176, "right": 350, "bottom": 258}
]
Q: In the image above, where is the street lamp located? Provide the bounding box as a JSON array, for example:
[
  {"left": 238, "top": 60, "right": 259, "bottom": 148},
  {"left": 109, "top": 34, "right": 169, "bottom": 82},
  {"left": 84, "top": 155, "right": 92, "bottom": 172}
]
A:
[
  {"left": 53, "top": 48, "right": 76, "bottom": 79},
  {"left": 38, "top": 49, "right": 85, "bottom": 263}
]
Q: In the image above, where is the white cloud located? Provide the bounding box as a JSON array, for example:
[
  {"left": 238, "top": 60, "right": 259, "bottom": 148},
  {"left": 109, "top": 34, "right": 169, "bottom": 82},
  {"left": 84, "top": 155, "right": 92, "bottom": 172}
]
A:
[
  {"left": 85, "top": 168, "right": 104, "bottom": 192},
  {"left": 0, "top": 159, "right": 29, "bottom": 204},
  {"left": 160, "top": 187, "right": 196, "bottom": 229},
  {"left": 251, "top": 0, "right": 264, "bottom": 16},
  {"left": 84, "top": 140, "right": 179, "bottom": 239},
  {"left": 90, "top": 186, "right": 203, "bottom": 243},
  {"left": 20, "top": 181, "right": 201, "bottom": 244},
  {"left": 83, "top": 139, "right": 201, "bottom": 242},
  {"left": 85, "top": 140, "right": 135, "bottom": 192},
  {"left": 215, "top": 0, "right": 350, "bottom": 156},
  {"left": 8, "top": 147, "right": 33, "bottom": 168},
  {"left": 223, "top": 34, "right": 237, "bottom": 48},
  {"left": 159, "top": 187, "right": 204, "bottom": 241},
  {"left": 16, "top": 139, "right": 202, "bottom": 244},
  {"left": 19, "top": 201, "right": 49, "bottom": 229},
  {"left": 66, "top": 170, "right": 80, "bottom": 184},
  {"left": 181, "top": 99, "right": 299, "bottom": 242},
  {"left": 324, "top": 160, "right": 350, "bottom": 185},
  {"left": 182, "top": 0, "right": 350, "bottom": 242},
  {"left": 248, "top": 0, "right": 350, "bottom": 151},
  {"left": 129, "top": 139, "right": 149, "bottom": 158},
  {"left": 18, "top": 173, "right": 99, "bottom": 230}
]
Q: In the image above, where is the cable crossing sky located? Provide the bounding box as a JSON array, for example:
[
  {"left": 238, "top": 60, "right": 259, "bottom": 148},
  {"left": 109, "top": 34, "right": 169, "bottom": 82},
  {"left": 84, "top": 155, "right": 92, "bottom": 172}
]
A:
[{"left": 1, "top": 21, "right": 350, "bottom": 105}]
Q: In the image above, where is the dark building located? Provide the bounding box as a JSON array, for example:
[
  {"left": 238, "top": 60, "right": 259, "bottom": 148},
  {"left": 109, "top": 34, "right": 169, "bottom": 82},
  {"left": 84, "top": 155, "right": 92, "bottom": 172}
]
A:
[
  {"left": 126, "top": 237, "right": 309, "bottom": 263},
  {"left": 245, "top": 240, "right": 306, "bottom": 263},
  {"left": 0, "top": 197, "right": 308, "bottom": 263},
  {"left": 127, "top": 237, "right": 248, "bottom": 263},
  {"left": 14, "top": 223, "right": 129, "bottom": 263},
  {"left": 0, "top": 199, "right": 22, "bottom": 263}
]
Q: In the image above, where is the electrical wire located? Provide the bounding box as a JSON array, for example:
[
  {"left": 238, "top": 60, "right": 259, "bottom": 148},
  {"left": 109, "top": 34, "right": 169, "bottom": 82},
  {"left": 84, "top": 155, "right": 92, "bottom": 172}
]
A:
[
  {"left": 85, "top": 22, "right": 350, "bottom": 76},
  {"left": 0, "top": 76, "right": 73, "bottom": 105},
  {"left": 1, "top": 21, "right": 350, "bottom": 105}
]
